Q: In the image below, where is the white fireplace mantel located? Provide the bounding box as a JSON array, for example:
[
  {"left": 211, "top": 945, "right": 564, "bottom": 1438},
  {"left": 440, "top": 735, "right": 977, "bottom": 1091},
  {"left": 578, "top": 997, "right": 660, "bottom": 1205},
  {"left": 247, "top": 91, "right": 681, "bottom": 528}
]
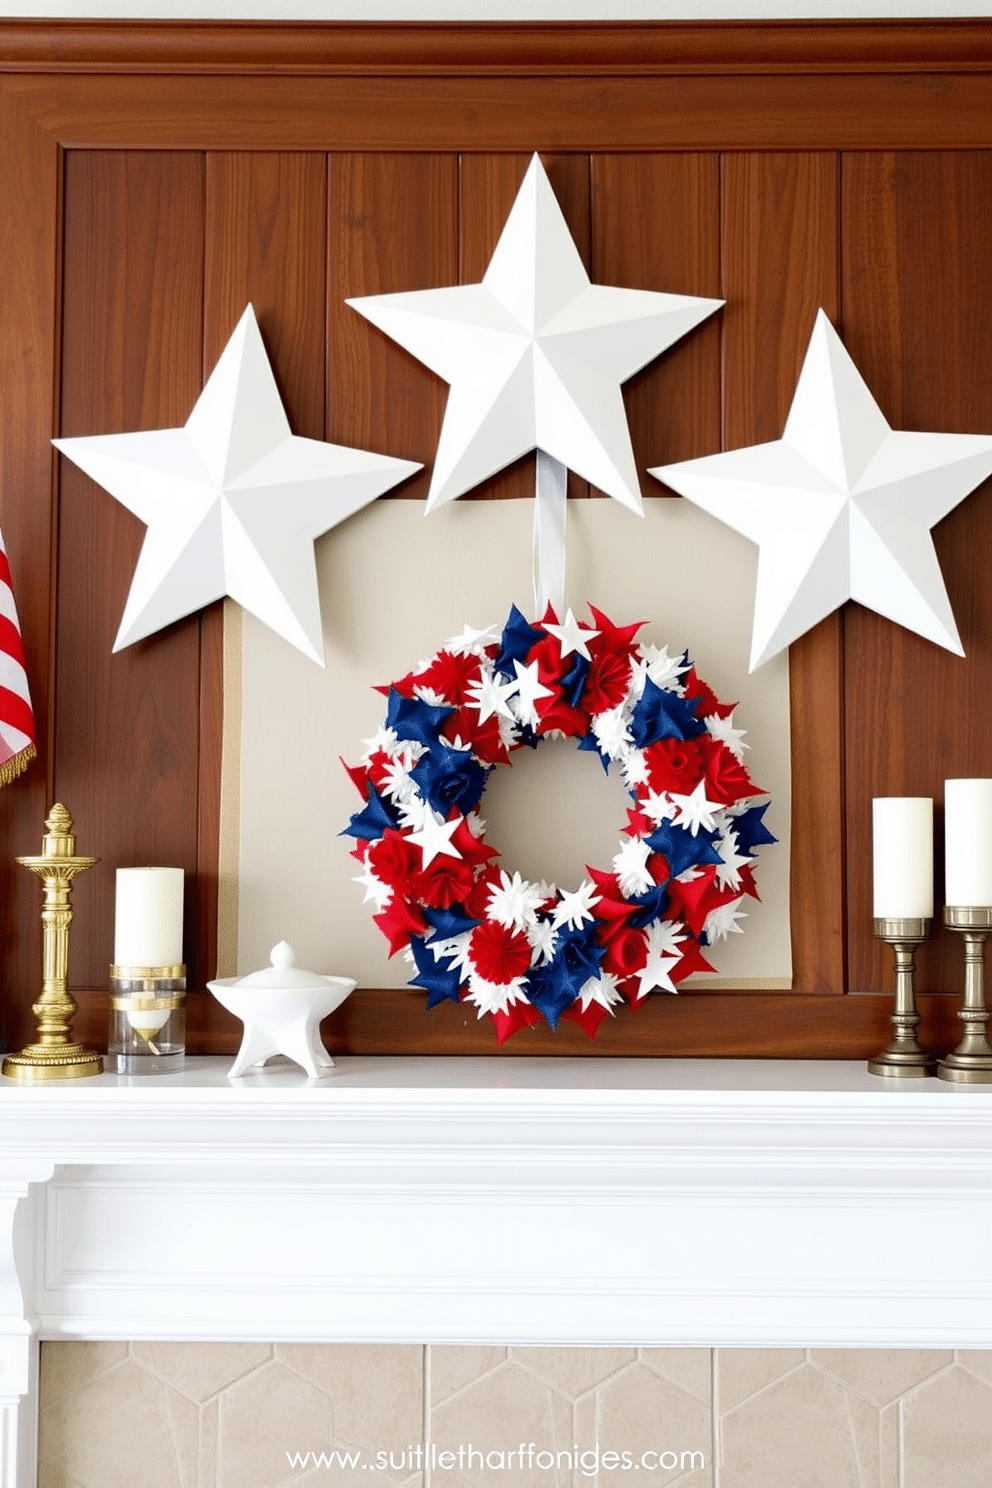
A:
[{"left": 2, "top": 1054, "right": 992, "bottom": 1486}]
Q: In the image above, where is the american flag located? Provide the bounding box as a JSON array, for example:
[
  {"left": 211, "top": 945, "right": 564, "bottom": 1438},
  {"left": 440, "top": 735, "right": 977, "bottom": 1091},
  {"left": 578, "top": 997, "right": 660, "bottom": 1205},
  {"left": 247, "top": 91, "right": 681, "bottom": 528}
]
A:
[{"left": 0, "top": 521, "right": 35, "bottom": 786}]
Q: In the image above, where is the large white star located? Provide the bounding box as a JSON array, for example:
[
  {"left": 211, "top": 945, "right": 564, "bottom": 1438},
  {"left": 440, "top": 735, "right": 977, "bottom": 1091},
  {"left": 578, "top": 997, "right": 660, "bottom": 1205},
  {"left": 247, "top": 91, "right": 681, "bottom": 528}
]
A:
[
  {"left": 53, "top": 305, "right": 420, "bottom": 665},
  {"left": 651, "top": 309, "right": 992, "bottom": 671},
  {"left": 348, "top": 154, "right": 722, "bottom": 515}
]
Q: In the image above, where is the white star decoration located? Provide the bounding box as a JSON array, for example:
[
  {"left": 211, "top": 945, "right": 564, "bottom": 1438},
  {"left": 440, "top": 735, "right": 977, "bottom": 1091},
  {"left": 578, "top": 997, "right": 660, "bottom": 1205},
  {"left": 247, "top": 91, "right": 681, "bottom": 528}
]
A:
[
  {"left": 651, "top": 309, "right": 992, "bottom": 670},
  {"left": 510, "top": 659, "right": 554, "bottom": 728},
  {"left": 633, "top": 920, "right": 686, "bottom": 1000},
  {"left": 348, "top": 154, "right": 722, "bottom": 516},
  {"left": 544, "top": 607, "right": 598, "bottom": 659},
  {"left": 669, "top": 780, "right": 723, "bottom": 836},
  {"left": 54, "top": 305, "right": 420, "bottom": 664},
  {"left": 407, "top": 810, "right": 462, "bottom": 870}
]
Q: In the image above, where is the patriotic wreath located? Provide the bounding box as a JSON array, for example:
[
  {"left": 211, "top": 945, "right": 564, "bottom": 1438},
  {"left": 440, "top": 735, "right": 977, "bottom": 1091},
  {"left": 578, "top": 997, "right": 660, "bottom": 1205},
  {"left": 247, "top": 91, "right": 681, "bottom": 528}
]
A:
[{"left": 342, "top": 604, "right": 775, "bottom": 1043}]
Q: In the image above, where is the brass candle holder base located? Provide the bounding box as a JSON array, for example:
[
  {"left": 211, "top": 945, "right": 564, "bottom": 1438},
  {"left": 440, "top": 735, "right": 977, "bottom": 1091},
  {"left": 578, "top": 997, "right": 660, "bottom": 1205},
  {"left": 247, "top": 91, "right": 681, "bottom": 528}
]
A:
[
  {"left": 939, "top": 906, "right": 992, "bottom": 1084},
  {"left": 1, "top": 804, "right": 102, "bottom": 1082},
  {"left": 868, "top": 917, "right": 934, "bottom": 1078}
]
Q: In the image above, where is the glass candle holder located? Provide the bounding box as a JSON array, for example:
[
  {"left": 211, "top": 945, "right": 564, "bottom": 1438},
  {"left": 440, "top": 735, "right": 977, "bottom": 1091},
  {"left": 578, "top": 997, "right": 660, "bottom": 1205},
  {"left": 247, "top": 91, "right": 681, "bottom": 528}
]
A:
[{"left": 107, "top": 965, "right": 186, "bottom": 1074}]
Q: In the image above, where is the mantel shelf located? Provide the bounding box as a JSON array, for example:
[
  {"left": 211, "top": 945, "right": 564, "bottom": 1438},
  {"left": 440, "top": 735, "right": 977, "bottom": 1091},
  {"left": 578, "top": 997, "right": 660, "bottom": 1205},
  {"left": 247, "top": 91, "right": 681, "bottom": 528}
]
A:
[{"left": 2, "top": 1056, "right": 992, "bottom": 1486}]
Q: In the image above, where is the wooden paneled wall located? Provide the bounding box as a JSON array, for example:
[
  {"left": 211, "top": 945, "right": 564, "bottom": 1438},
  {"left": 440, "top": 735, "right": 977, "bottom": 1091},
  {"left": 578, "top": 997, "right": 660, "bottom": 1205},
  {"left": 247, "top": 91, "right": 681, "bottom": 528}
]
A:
[{"left": 2, "top": 21, "right": 992, "bottom": 1057}]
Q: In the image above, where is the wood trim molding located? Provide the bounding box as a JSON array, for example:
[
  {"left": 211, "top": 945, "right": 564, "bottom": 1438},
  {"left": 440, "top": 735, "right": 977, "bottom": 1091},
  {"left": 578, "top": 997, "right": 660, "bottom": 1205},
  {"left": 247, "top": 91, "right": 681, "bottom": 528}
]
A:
[{"left": 2, "top": 19, "right": 992, "bottom": 78}]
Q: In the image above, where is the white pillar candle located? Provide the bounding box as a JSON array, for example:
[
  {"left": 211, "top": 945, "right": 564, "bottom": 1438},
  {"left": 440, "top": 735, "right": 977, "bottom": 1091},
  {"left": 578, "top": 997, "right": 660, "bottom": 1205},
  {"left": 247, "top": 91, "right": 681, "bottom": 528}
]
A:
[
  {"left": 872, "top": 797, "right": 933, "bottom": 918},
  {"left": 114, "top": 867, "right": 184, "bottom": 967},
  {"left": 945, "top": 778, "right": 992, "bottom": 906}
]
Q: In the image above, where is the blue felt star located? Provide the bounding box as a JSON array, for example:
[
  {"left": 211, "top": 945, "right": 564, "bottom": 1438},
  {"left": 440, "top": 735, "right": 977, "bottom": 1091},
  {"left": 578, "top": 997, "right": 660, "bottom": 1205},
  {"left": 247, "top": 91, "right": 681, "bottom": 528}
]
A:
[
  {"left": 423, "top": 904, "right": 480, "bottom": 942},
  {"left": 625, "top": 879, "right": 672, "bottom": 928},
  {"left": 385, "top": 688, "right": 454, "bottom": 748},
  {"left": 646, "top": 818, "right": 723, "bottom": 877},
  {"left": 630, "top": 677, "right": 706, "bottom": 748},
  {"left": 577, "top": 728, "right": 613, "bottom": 774},
  {"left": 524, "top": 925, "right": 605, "bottom": 1029},
  {"left": 409, "top": 935, "right": 465, "bottom": 1008},
  {"left": 493, "top": 604, "right": 545, "bottom": 679},
  {"left": 341, "top": 785, "right": 401, "bottom": 842},
  {"left": 731, "top": 803, "right": 777, "bottom": 856}
]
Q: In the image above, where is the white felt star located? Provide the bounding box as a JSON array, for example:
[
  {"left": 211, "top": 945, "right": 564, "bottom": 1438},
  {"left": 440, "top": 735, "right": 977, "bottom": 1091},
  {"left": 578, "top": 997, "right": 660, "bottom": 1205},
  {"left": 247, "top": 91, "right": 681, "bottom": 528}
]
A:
[
  {"left": 348, "top": 154, "right": 722, "bottom": 515},
  {"left": 487, "top": 869, "right": 548, "bottom": 931},
  {"left": 466, "top": 667, "right": 520, "bottom": 724},
  {"left": 632, "top": 920, "right": 686, "bottom": 1000},
  {"left": 352, "top": 861, "right": 392, "bottom": 913},
  {"left": 444, "top": 622, "right": 503, "bottom": 656},
  {"left": 578, "top": 971, "right": 624, "bottom": 1013},
  {"left": 510, "top": 659, "right": 555, "bottom": 729},
  {"left": 54, "top": 306, "right": 420, "bottom": 665},
  {"left": 669, "top": 780, "right": 723, "bottom": 836},
  {"left": 613, "top": 836, "right": 655, "bottom": 897},
  {"left": 705, "top": 710, "right": 749, "bottom": 763},
  {"left": 713, "top": 829, "right": 753, "bottom": 892},
  {"left": 705, "top": 898, "right": 748, "bottom": 942},
  {"left": 552, "top": 879, "right": 601, "bottom": 931},
  {"left": 407, "top": 811, "right": 462, "bottom": 870},
  {"left": 651, "top": 309, "right": 992, "bottom": 670},
  {"left": 544, "top": 607, "right": 598, "bottom": 659}
]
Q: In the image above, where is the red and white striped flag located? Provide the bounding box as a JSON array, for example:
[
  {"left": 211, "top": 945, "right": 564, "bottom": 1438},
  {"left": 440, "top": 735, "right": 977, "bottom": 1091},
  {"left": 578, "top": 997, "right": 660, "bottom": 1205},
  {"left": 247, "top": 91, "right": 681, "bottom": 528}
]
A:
[{"left": 0, "top": 521, "right": 36, "bottom": 786}]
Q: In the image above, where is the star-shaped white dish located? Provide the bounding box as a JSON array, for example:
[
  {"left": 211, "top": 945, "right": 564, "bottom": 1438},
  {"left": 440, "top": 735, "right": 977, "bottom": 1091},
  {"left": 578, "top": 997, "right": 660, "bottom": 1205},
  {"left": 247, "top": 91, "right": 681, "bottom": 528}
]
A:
[
  {"left": 54, "top": 305, "right": 421, "bottom": 664},
  {"left": 651, "top": 309, "right": 992, "bottom": 670},
  {"left": 348, "top": 154, "right": 722, "bottom": 515}
]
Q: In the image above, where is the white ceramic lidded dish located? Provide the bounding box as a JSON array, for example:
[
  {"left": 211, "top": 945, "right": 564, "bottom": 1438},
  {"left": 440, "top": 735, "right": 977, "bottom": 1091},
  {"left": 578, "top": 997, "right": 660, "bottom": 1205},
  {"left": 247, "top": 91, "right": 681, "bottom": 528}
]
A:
[{"left": 207, "top": 941, "right": 355, "bottom": 1079}]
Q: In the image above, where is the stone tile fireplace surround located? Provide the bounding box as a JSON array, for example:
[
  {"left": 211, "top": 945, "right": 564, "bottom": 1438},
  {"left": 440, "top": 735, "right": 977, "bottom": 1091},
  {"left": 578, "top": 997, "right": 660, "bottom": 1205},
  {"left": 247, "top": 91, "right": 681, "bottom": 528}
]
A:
[{"left": 3, "top": 1056, "right": 991, "bottom": 1486}]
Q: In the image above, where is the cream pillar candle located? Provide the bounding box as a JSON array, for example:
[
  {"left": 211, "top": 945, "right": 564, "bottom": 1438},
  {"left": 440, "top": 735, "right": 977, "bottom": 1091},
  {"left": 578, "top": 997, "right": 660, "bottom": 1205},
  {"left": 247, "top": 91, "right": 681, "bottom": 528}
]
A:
[
  {"left": 872, "top": 797, "right": 933, "bottom": 919},
  {"left": 945, "top": 779, "right": 992, "bottom": 907},
  {"left": 114, "top": 867, "right": 184, "bottom": 967}
]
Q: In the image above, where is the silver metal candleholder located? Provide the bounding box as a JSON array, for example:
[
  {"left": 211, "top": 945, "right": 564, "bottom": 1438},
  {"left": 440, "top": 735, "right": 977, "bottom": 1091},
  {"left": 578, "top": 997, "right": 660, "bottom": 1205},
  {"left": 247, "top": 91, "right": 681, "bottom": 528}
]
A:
[
  {"left": 939, "top": 906, "right": 992, "bottom": 1084},
  {"left": 868, "top": 917, "right": 934, "bottom": 1078}
]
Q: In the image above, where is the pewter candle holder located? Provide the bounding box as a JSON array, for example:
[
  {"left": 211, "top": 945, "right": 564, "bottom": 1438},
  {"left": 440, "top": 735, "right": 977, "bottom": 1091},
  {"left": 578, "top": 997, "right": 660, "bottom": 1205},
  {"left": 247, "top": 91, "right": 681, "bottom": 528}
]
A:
[
  {"left": 868, "top": 917, "right": 933, "bottom": 1078},
  {"left": 939, "top": 906, "right": 992, "bottom": 1084}
]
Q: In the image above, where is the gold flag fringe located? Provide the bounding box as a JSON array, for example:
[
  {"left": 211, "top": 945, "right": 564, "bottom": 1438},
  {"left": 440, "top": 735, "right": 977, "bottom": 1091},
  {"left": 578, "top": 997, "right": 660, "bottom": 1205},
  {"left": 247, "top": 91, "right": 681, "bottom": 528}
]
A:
[{"left": 0, "top": 741, "right": 36, "bottom": 788}]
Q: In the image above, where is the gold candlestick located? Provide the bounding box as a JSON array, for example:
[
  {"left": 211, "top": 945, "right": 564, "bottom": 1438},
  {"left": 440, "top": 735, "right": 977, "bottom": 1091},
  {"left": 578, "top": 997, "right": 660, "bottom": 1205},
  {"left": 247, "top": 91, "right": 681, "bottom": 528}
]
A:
[
  {"left": 868, "top": 917, "right": 934, "bottom": 1077},
  {"left": 2, "top": 803, "right": 102, "bottom": 1081},
  {"left": 939, "top": 906, "right": 992, "bottom": 1084}
]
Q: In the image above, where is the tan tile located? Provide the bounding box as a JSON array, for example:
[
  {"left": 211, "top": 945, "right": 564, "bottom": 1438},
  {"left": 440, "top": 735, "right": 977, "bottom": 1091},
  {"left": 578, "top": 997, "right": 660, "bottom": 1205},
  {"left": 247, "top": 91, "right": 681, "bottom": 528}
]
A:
[
  {"left": 842, "top": 1386, "right": 883, "bottom": 1488},
  {"left": 510, "top": 1347, "right": 636, "bottom": 1399},
  {"left": 290, "top": 1468, "right": 422, "bottom": 1488},
  {"left": 217, "top": 1358, "right": 331, "bottom": 1488},
  {"left": 573, "top": 1389, "right": 598, "bottom": 1469},
  {"left": 429, "top": 1358, "right": 573, "bottom": 1488},
  {"left": 37, "top": 1464, "right": 87, "bottom": 1488},
  {"left": 714, "top": 1349, "right": 804, "bottom": 1412},
  {"left": 879, "top": 1401, "right": 899, "bottom": 1488},
  {"left": 640, "top": 1349, "right": 712, "bottom": 1405},
  {"left": 718, "top": 1472, "right": 752, "bottom": 1488},
  {"left": 429, "top": 1346, "right": 507, "bottom": 1405},
  {"left": 199, "top": 1397, "right": 219, "bottom": 1488},
  {"left": 39, "top": 1341, "right": 129, "bottom": 1406},
  {"left": 811, "top": 1349, "right": 952, "bottom": 1406},
  {"left": 39, "top": 1358, "right": 186, "bottom": 1488},
  {"left": 957, "top": 1350, "right": 992, "bottom": 1387},
  {"left": 132, "top": 1342, "right": 272, "bottom": 1403},
  {"left": 594, "top": 1361, "right": 711, "bottom": 1487},
  {"left": 162, "top": 1385, "right": 199, "bottom": 1488},
  {"left": 276, "top": 1343, "right": 422, "bottom": 1456},
  {"left": 721, "top": 1360, "right": 864, "bottom": 1488},
  {"left": 901, "top": 1362, "right": 992, "bottom": 1488}
]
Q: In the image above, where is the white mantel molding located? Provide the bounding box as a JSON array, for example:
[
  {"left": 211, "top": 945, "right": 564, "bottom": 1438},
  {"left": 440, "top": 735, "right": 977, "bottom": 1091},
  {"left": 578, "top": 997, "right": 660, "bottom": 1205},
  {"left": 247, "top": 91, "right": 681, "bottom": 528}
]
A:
[{"left": 2, "top": 1055, "right": 992, "bottom": 1486}]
